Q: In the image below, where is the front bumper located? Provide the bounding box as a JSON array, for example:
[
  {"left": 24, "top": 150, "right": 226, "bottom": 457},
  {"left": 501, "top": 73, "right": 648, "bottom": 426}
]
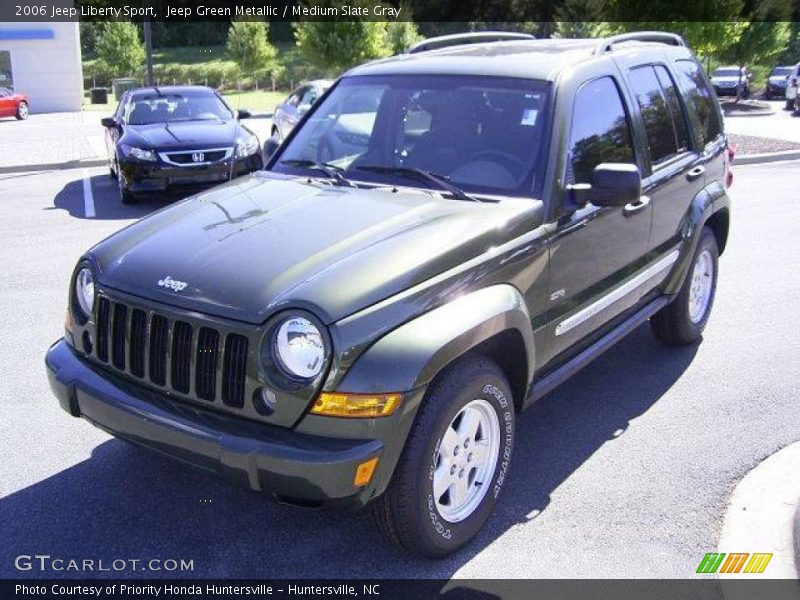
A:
[
  {"left": 119, "top": 154, "right": 262, "bottom": 194},
  {"left": 45, "top": 339, "right": 383, "bottom": 508}
]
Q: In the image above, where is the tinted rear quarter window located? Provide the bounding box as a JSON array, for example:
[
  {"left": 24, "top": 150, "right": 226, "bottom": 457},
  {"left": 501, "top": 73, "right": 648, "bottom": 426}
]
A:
[
  {"left": 568, "top": 76, "right": 636, "bottom": 184},
  {"left": 674, "top": 59, "right": 722, "bottom": 147}
]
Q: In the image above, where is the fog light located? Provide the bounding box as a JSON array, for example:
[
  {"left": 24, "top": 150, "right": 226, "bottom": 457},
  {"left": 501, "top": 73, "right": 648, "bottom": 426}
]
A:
[
  {"left": 254, "top": 387, "right": 277, "bottom": 415},
  {"left": 354, "top": 457, "right": 379, "bottom": 487},
  {"left": 310, "top": 392, "right": 402, "bottom": 418}
]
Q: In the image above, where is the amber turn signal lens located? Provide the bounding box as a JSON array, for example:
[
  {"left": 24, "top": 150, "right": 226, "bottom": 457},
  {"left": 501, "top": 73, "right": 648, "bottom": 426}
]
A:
[
  {"left": 354, "top": 457, "right": 379, "bottom": 487},
  {"left": 310, "top": 392, "right": 402, "bottom": 418}
]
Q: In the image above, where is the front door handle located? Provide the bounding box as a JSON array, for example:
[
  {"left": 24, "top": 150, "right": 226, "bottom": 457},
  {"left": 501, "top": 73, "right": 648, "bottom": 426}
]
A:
[
  {"left": 686, "top": 165, "right": 706, "bottom": 181},
  {"left": 623, "top": 195, "right": 650, "bottom": 217}
]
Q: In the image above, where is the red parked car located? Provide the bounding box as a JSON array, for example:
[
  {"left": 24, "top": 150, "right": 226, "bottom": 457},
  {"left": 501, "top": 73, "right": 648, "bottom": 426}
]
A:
[{"left": 0, "top": 87, "right": 29, "bottom": 120}]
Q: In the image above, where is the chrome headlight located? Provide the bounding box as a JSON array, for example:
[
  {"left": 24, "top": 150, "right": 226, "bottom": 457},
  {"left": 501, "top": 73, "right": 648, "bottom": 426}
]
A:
[
  {"left": 121, "top": 144, "right": 157, "bottom": 162},
  {"left": 236, "top": 133, "right": 260, "bottom": 158},
  {"left": 74, "top": 267, "right": 95, "bottom": 319},
  {"left": 272, "top": 316, "right": 325, "bottom": 380}
]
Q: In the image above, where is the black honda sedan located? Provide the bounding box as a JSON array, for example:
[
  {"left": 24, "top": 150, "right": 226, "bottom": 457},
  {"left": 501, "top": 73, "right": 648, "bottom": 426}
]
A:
[{"left": 101, "top": 86, "right": 263, "bottom": 204}]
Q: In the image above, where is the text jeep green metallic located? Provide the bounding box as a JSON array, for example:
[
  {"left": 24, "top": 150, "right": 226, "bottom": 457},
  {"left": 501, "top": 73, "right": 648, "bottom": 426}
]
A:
[{"left": 46, "top": 32, "right": 732, "bottom": 558}]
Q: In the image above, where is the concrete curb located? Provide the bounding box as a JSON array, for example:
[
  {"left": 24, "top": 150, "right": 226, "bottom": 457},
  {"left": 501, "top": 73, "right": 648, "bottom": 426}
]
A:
[
  {"left": 723, "top": 110, "right": 776, "bottom": 118},
  {"left": 0, "top": 158, "right": 106, "bottom": 175},
  {"left": 735, "top": 150, "right": 800, "bottom": 165},
  {"left": 718, "top": 442, "right": 800, "bottom": 600}
]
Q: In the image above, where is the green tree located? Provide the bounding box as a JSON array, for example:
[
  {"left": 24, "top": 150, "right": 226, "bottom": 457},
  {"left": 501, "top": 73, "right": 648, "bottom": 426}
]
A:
[
  {"left": 721, "top": 22, "right": 791, "bottom": 69},
  {"left": 385, "top": 5, "right": 422, "bottom": 54},
  {"left": 94, "top": 22, "right": 145, "bottom": 78},
  {"left": 226, "top": 20, "right": 280, "bottom": 77},
  {"left": 293, "top": 11, "right": 392, "bottom": 74}
]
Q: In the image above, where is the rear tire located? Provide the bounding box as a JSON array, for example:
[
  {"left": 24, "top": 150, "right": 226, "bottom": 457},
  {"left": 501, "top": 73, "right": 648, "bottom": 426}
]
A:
[
  {"left": 15, "top": 101, "right": 29, "bottom": 120},
  {"left": 651, "top": 227, "right": 719, "bottom": 345},
  {"left": 371, "top": 355, "right": 515, "bottom": 558}
]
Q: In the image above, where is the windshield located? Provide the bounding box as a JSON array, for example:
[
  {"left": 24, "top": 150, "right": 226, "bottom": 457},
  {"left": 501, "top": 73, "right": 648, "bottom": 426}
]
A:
[
  {"left": 770, "top": 67, "right": 792, "bottom": 76},
  {"left": 125, "top": 92, "right": 233, "bottom": 125},
  {"left": 273, "top": 75, "right": 551, "bottom": 198},
  {"left": 713, "top": 69, "right": 741, "bottom": 78}
]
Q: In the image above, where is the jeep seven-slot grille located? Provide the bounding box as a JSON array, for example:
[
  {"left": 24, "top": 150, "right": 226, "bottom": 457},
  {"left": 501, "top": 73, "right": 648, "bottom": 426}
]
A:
[{"left": 94, "top": 297, "right": 249, "bottom": 409}]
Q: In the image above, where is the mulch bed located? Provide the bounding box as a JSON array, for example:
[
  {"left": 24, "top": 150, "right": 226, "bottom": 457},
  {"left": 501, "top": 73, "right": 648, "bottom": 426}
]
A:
[
  {"left": 728, "top": 133, "right": 800, "bottom": 155},
  {"left": 719, "top": 99, "right": 773, "bottom": 114}
]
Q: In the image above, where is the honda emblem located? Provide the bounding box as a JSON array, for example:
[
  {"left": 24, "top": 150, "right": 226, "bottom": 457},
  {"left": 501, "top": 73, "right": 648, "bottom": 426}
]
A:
[{"left": 192, "top": 152, "right": 204, "bottom": 163}]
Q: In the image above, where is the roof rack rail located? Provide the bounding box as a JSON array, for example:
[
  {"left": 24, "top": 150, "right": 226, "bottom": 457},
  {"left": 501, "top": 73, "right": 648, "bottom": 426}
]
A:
[
  {"left": 408, "top": 31, "right": 535, "bottom": 55},
  {"left": 594, "top": 31, "right": 685, "bottom": 55}
]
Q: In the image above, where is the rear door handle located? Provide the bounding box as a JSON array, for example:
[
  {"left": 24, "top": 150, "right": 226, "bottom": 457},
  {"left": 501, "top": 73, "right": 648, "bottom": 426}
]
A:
[
  {"left": 623, "top": 195, "right": 650, "bottom": 217},
  {"left": 686, "top": 166, "right": 706, "bottom": 181}
]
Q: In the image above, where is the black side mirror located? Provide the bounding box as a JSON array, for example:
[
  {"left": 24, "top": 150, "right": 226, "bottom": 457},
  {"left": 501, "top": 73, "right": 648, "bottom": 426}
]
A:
[
  {"left": 262, "top": 134, "right": 281, "bottom": 164},
  {"left": 100, "top": 116, "right": 117, "bottom": 128},
  {"left": 568, "top": 163, "right": 641, "bottom": 208},
  {"left": 237, "top": 109, "right": 251, "bottom": 120}
]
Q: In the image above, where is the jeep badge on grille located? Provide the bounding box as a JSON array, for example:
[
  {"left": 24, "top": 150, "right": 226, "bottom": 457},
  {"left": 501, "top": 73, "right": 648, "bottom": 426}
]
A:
[{"left": 158, "top": 276, "right": 187, "bottom": 292}]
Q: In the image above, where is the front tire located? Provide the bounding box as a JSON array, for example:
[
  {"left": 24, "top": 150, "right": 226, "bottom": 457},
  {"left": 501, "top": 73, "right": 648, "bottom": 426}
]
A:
[
  {"left": 118, "top": 172, "right": 136, "bottom": 205},
  {"left": 371, "top": 355, "right": 515, "bottom": 558},
  {"left": 651, "top": 227, "right": 719, "bottom": 345},
  {"left": 15, "top": 101, "right": 29, "bottom": 120}
]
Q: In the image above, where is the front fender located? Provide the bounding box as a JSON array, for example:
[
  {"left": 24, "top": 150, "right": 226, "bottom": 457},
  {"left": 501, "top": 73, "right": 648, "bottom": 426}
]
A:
[{"left": 336, "top": 284, "right": 535, "bottom": 394}]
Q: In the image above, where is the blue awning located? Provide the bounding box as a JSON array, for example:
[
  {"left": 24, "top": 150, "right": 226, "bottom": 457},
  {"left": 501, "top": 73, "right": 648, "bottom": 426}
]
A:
[{"left": 0, "top": 29, "right": 55, "bottom": 41}]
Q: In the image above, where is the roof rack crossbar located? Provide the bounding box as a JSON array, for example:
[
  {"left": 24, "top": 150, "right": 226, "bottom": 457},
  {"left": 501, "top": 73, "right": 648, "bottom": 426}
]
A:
[
  {"left": 594, "top": 31, "right": 685, "bottom": 55},
  {"left": 408, "top": 31, "right": 536, "bottom": 55}
]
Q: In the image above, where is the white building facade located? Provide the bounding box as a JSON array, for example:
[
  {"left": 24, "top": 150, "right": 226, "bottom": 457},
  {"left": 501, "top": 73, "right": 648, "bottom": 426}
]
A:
[{"left": 0, "top": 22, "right": 83, "bottom": 113}]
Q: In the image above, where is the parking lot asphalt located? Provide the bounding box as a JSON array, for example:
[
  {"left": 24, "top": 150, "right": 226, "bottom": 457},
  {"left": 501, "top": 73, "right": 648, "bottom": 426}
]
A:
[{"left": 0, "top": 161, "right": 799, "bottom": 580}]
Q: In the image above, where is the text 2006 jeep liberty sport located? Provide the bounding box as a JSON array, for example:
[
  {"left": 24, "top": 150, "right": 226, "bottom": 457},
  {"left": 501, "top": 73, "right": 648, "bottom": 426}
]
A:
[{"left": 46, "top": 32, "right": 732, "bottom": 557}]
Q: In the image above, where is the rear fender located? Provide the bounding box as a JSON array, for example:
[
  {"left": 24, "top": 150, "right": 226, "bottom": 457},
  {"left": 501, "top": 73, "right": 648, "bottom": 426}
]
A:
[{"left": 663, "top": 182, "right": 730, "bottom": 295}]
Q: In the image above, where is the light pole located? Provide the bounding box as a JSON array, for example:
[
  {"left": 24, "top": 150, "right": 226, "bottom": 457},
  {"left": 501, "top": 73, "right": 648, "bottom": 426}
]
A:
[{"left": 143, "top": 19, "right": 154, "bottom": 86}]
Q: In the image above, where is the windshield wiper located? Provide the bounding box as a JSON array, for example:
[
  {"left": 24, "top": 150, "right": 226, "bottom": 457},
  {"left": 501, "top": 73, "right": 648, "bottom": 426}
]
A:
[
  {"left": 280, "top": 159, "right": 354, "bottom": 186},
  {"left": 353, "top": 165, "right": 481, "bottom": 202}
]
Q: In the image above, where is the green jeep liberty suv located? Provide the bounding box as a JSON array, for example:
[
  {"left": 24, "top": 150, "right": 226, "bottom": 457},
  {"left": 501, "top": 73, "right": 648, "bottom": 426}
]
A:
[{"left": 46, "top": 32, "right": 732, "bottom": 558}]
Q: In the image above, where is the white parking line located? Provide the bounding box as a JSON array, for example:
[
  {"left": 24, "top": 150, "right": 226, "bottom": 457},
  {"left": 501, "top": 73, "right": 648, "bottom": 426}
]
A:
[{"left": 81, "top": 169, "right": 95, "bottom": 218}]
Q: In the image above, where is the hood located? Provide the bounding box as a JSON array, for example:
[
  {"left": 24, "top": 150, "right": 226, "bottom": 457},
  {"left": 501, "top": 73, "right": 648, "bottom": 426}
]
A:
[
  {"left": 711, "top": 76, "right": 741, "bottom": 83},
  {"left": 123, "top": 120, "right": 251, "bottom": 150},
  {"left": 89, "top": 173, "right": 541, "bottom": 324}
]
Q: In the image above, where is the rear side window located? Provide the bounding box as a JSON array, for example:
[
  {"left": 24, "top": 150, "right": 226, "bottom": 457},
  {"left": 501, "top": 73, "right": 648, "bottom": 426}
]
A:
[
  {"left": 628, "top": 66, "right": 679, "bottom": 165},
  {"left": 568, "top": 77, "right": 636, "bottom": 184},
  {"left": 628, "top": 65, "right": 690, "bottom": 166},
  {"left": 654, "top": 66, "right": 690, "bottom": 153},
  {"left": 674, "top": 59, "right": 723, "bottom": 146}
]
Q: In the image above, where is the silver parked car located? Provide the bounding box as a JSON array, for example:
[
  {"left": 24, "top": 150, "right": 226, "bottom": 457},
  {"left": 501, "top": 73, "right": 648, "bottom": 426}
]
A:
[
  {"left": 271, "top": 79, "right": 333, "bottom": 142},
  {"left": 785, "top": 62, "right": 800, "bottom": 111},
  {"left": 710, "top": 65, "right": 752, "bottom": 97}
]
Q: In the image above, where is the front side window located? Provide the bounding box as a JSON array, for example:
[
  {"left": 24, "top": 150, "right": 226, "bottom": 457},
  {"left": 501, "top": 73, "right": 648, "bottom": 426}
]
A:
[
  {"left": 675, "top": 59, "right": 723, "bottom": 146},
  {"left": 274, "top": 74, "right": 551, "bottom": 198},
  {"left": 567, "top": 76, "right": 635, "bottom": 184}
]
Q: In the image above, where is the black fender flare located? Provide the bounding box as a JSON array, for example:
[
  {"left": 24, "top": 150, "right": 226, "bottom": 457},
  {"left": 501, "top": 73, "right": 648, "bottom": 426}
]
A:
[
  {"left": 336, "top": 284, "right": 536, "bottom": 396},
  {"left": 663, "top": 181, "right": 730, "bottom": 295}
]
